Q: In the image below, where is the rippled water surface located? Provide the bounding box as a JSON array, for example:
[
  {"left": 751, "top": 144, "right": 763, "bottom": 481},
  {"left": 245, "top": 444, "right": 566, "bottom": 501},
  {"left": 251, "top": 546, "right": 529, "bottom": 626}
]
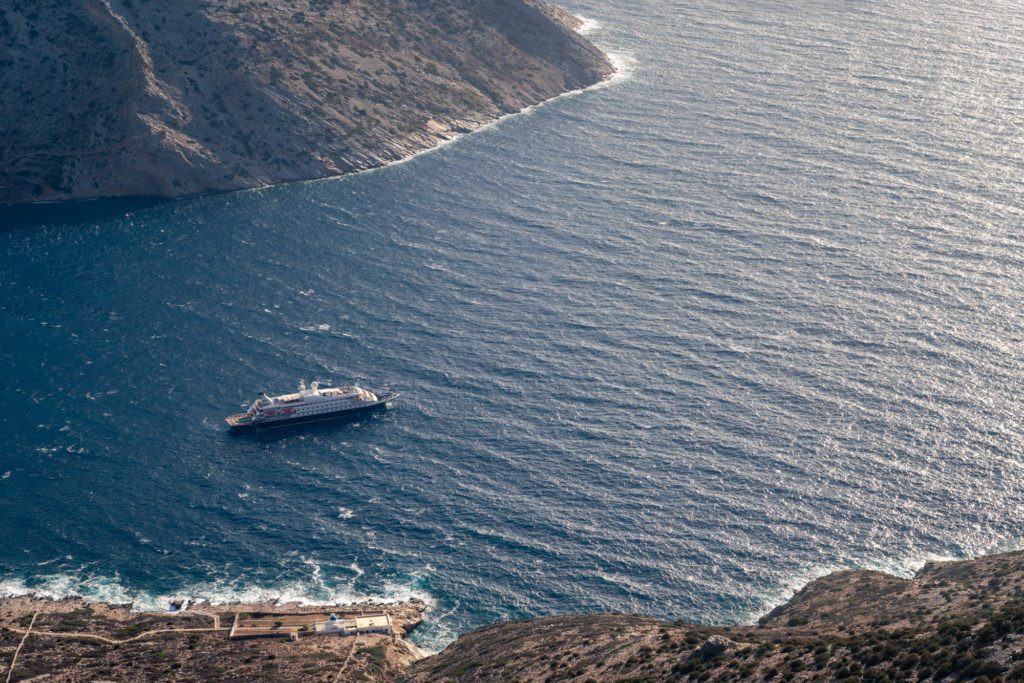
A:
[{"left": 3, "top": 0, "right": 1024, "bottom": 650}]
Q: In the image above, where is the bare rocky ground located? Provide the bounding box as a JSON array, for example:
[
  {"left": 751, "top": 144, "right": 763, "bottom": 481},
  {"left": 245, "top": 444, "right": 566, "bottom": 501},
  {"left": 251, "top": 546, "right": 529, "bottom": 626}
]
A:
[
  {"left": 0, "top": 596, "right": 425, "bottom": 682},
  {"left": 0, "top": 0, "right": 612, "bottom": 205},
  {"left": 404, "top": 550, "right": 1024, "bottom": 682}
]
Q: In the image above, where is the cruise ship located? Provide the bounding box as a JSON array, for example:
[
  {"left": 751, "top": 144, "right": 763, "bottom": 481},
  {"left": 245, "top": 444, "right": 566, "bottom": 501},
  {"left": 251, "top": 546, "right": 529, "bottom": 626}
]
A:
[{"left": 225, "top": 380, "right": 398, "bottom": 430}]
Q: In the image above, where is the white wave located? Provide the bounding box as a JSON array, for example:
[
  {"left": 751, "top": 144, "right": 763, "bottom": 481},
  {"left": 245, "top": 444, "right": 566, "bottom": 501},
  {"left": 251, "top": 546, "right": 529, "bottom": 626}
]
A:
[
  {"left": 738, "top": 563, "right": 836, "bottom": 625},
  {"left": 413, "top": 599, "right": 463, "bottom": 655},
  {"left": 0, "top": 573, "right": 139, "bottom": 607},
  {"left": 571, "top": 13, "right": 638, "bottom": 87},
  {"left": 575, "top": 15, "right": 602, "bottom": 36},
  {"left": 300, "top": 555, "right": 322, "bottom": 582},
  {"left": 855, "top": 552, "right": 959, "bottom": 579},
  {"left": 605, "top": 51, "right": 638, "bottom": 85},
  {"left": 0, "top": 567, "right": 433, "bottom": 615},
  {"left": 337, "top": 507, "right": 355, "bottom": 519}
]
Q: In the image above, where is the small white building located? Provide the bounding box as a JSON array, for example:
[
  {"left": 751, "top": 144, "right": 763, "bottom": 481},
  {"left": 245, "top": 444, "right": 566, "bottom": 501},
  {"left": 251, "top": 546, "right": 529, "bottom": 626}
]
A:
[
  {"left": 314, "top": 613, "right": 355, "bottom": 635},
  {"left": 355, "top": 614, "right": 393, "bottom": 635},
  {"left": 314, "top": 612, "right": 392, "bottom": 637}
]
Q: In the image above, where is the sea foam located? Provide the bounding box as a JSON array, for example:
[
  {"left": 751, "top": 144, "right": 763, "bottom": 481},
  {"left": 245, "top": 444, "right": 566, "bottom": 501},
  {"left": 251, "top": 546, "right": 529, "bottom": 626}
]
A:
[
  {"left": 575, "top": 16, "right": 602, "bottom": 36},
  {"left": 0, "top": 567, "right": 433, "bottom": 614}
]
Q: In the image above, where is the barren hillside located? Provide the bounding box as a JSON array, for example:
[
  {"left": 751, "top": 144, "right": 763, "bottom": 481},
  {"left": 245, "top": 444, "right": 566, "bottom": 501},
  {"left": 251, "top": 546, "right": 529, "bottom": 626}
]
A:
[
  {"left": 0, "top": 0, "right": 612, "bottom": 204},
  {"left": 405, "top": 551, "right": 1024, "bottom": 682}
]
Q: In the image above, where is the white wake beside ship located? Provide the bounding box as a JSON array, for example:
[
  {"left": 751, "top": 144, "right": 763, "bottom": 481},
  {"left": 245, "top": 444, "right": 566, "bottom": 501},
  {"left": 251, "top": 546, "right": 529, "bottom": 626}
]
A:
[{"left": 225, "top": 380, "right": 398, "bottom": 430}]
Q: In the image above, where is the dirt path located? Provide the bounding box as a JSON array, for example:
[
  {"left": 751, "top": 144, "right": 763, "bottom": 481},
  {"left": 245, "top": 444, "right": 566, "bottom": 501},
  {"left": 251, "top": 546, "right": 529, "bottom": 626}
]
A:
[
  {"left": 333, "top": 638, "right": 360, "bottom": 682},
  {"left": 190, "top": 611, "right": 222, "bottom": 629},
  {"left": 4, "top": 610, "right": 38, "bottom": 683},
  {"left": 4, "top": 611, "right": 226, "bottom": 647},
  {"left": 5, "top": 624, "right": 228, "bottom": 646}
]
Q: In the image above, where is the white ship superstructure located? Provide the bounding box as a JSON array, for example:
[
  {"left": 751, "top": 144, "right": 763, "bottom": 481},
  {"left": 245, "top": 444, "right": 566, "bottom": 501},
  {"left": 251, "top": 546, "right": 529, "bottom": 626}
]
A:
[{"left": 226, "top": 380, "right": 397, "bottom": 429}]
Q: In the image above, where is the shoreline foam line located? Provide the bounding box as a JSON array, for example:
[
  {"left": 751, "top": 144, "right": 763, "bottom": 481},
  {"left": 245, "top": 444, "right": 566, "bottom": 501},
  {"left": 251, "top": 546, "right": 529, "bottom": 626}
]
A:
[
  {"left": 575, "top": 16, "right": 602, "bottom": 36},
  {"left": 357, "top": 23, "right": 633, "bottom": 176},
  {"left": 0, "top": 571, "right": 433, "bottom": 614},
  {"left": 221, "top": 18, "right": 634, "bottom": 200},
  {"left": 0, "top": 570, "right": 456, "bottom": 651}
]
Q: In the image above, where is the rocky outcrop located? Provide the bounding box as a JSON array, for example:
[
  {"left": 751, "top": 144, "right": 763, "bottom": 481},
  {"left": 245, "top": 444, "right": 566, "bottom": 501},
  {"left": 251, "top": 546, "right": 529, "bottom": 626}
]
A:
[
  {"left": 0, "top": 0, "right": 612, "bottom": 205},
  {"left": 695, "top": 634, "right": 735, "bottom": 661}
]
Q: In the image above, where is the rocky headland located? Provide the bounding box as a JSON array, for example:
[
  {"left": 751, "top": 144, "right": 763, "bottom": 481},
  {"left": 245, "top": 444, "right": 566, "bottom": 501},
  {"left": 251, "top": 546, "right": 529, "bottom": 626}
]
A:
[
  {"left": 0, "top": 0, "right": 612, "bottom": 205},
  {"left": 407, "top": 550, "right": 1024, "bottom": 682},
  {"left": 5, "top": 551, "right": 1024, "bottom": 681}
]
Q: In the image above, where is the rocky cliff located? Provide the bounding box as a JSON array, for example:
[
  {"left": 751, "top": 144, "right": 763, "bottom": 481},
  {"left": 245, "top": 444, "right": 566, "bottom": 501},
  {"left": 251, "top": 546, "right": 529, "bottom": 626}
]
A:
[
  {"left": 0, "top": 0, "right": 612, "bottom": 205},
  {"left": 405, "top": 550, "right": 1024, "bottom": 682}
]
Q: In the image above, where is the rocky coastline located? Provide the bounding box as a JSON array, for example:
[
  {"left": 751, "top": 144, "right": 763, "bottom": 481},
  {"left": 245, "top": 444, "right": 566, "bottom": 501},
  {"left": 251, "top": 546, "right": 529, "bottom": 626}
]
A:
[
  {"left": 0, "top": 0, "right": 613, "bottom": 206},
  {"left": 5, "top": 550, "right": 1024, "bottom": 681},
  {"left": 407, "top": 550, "right": 1024, "bottom": 681}
]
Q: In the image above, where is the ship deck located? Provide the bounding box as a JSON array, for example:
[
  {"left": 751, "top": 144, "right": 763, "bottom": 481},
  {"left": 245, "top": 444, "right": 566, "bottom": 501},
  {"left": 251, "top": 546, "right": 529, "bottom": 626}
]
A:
[{"left": 224, "top": 413, "right": 254, "bottom": 428}]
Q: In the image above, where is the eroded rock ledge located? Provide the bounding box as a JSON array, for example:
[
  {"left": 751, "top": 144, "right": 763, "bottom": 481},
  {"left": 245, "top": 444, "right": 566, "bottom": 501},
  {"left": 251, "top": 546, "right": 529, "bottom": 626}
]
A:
[{"left": 0, "top": 0, "right": 612, "bottom": 205}]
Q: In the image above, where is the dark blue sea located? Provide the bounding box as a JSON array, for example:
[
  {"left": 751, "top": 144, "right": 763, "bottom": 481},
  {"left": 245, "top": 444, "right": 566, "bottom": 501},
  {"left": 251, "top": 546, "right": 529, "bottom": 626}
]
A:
[{"left": 3, "top": 0, "right": 1024, "bottom": 651}]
